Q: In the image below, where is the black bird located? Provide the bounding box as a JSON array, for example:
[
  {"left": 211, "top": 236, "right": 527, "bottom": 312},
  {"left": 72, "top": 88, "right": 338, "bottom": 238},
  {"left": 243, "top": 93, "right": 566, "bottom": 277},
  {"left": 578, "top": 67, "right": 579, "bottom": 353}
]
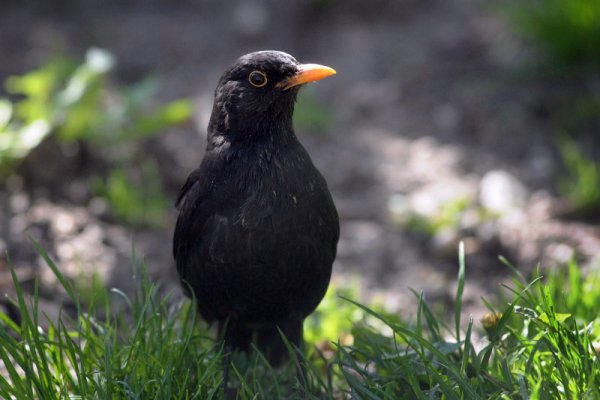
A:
[{"left": 173, "top": 51, "right": 339, "bottom": 386}]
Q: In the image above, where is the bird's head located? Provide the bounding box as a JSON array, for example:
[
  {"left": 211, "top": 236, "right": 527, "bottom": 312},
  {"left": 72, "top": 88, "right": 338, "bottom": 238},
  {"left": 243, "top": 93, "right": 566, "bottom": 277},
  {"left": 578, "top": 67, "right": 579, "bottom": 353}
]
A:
[{"left": 207, "top": 50, "right": 335, "bottom": 145}]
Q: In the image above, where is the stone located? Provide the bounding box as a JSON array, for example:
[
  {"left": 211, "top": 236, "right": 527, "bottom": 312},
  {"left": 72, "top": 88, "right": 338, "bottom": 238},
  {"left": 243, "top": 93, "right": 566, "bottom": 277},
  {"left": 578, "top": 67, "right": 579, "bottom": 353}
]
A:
[{"left": 479, "top": 170, "right": 528, "bottom": 215}]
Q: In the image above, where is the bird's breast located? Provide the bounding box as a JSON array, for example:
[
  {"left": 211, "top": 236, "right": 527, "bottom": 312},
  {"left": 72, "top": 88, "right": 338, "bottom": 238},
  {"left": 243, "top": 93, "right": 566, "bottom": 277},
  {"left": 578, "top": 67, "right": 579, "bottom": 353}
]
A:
[{"left": 184, "top": 141, "right": 338, "bottom": 322}]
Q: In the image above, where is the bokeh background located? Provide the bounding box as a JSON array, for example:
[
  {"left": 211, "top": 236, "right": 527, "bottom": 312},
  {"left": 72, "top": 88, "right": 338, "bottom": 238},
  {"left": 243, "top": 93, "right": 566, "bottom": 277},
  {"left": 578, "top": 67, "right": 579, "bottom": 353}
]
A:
[{"left": 1, "top": 0, "right": 599, "bottom": 320}]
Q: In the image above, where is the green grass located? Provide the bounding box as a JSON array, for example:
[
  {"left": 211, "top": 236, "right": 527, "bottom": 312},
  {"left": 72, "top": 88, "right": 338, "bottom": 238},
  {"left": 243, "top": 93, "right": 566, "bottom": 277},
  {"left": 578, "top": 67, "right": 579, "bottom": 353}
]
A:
[{"left": 1, "top": 241, "right": 599, "bottom": 398}]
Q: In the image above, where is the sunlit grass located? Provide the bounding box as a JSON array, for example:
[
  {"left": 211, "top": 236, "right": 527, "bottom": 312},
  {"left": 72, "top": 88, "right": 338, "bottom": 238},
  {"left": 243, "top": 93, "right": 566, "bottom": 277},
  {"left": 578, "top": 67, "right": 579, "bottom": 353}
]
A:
[{"left": 1, "top": 241, "right": 599, "bottom": 398}]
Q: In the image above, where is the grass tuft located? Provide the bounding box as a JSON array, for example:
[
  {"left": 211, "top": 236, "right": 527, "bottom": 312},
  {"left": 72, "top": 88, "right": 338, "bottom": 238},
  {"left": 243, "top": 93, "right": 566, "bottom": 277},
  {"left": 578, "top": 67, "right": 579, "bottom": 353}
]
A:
[{"left": 1, "top": 240, "right": 599, "bottom": 398}]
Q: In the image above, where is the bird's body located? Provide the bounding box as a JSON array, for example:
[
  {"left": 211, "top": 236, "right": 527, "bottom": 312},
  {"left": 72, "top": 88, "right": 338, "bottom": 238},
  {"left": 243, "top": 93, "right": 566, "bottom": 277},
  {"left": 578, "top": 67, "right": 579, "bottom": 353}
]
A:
[{"left": 173, "top": 51, "right": 339, "bottom": 371}]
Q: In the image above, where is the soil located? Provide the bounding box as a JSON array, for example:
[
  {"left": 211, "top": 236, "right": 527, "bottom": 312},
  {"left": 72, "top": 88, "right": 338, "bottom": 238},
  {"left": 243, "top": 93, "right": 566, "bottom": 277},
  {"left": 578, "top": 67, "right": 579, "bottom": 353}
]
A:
[{"left": 1, "top": 0, "right": 599, "bottom": 325}]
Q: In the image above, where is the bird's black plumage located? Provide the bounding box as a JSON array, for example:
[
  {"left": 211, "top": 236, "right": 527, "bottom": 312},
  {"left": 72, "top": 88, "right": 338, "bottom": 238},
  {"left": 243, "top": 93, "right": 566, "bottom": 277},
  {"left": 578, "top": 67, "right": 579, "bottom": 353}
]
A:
[{"left": 173, "top": 51, "right": 339, "bottom": 371}]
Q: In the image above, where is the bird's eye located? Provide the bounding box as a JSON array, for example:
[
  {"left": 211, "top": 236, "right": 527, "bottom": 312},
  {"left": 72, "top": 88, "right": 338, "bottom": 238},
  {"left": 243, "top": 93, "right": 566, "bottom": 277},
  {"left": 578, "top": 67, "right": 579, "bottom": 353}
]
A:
[{"left": 248, "top": 70, "right": 268, "bottom": 88}]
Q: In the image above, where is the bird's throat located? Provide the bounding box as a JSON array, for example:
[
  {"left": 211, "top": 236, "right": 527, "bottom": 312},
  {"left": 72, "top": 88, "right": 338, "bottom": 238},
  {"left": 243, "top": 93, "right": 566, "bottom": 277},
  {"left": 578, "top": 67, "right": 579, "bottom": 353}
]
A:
[{"left": 208, "top": 108, "right": 296, "bottom": 150}]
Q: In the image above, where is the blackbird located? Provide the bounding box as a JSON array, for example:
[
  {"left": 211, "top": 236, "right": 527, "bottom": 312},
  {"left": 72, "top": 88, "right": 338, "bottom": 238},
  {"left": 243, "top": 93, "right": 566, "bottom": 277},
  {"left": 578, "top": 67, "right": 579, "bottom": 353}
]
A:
[{"left": 173, "top": 51, "right": 339, "bottom": 386}]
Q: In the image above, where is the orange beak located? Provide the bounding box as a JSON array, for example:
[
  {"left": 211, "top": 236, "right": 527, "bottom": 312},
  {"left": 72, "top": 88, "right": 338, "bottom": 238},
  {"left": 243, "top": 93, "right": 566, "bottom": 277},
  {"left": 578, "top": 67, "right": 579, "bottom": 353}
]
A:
[{"left": 277, "top": 63, "right": 336, "bottom": 90}]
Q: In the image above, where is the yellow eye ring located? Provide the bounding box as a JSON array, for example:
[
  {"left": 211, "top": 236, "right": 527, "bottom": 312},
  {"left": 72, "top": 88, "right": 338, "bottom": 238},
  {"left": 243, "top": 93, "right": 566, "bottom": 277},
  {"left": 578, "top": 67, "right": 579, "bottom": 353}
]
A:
[{"left": 248, "top": 70, "right": 268, "bottom": 88}]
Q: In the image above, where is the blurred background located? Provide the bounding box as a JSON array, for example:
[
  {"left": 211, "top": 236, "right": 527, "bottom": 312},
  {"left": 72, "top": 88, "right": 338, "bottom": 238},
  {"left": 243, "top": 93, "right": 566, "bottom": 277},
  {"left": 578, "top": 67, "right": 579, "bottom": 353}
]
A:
[{"left": 1, "top": 0, "right": 599, "bottom": 320}]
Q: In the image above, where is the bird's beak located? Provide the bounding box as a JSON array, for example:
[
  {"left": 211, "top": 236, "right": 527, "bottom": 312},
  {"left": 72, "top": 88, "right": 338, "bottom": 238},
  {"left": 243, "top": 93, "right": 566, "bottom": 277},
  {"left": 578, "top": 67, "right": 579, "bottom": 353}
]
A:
[{"left": 277, "top": 64, "right": 336, "bottom": 90}]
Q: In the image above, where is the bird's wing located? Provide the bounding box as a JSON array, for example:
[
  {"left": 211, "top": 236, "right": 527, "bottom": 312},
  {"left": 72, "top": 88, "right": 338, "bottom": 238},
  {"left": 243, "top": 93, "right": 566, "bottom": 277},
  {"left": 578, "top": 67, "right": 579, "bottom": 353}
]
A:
[
  {"left": 175, "top": 168, "right": 204, "bottom": 209},
  {"left": 172, "top": 158, "right": 231, "bottom": 307},
  {"left": 173, "top": 167, "right": 206, "bottom": 265}
]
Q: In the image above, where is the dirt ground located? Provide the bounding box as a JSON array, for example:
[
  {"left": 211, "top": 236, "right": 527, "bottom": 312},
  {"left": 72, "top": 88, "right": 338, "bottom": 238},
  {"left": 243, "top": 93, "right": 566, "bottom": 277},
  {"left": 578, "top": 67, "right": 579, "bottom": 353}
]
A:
[{"left": 1, "top": 0, "right": 599, "bottom": 323}]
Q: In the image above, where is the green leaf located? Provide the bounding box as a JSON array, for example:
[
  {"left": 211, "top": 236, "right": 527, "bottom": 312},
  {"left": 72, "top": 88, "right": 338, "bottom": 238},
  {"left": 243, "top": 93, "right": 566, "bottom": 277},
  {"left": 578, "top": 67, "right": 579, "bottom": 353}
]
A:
[
  {"left": 538, "top": 312, "right": 572, "bottom": 325},
  {"left": 0, "top": 99, "right": 12, "bottom": 128},
  {"left": 0, "top": 120, "right": 51, "bottom": 162},
  {"left": 85, "top": 47, "right": 115, "bottom": 74},
  {"left": 131, "top": 99, "right": 193, "bottom": 138}
]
